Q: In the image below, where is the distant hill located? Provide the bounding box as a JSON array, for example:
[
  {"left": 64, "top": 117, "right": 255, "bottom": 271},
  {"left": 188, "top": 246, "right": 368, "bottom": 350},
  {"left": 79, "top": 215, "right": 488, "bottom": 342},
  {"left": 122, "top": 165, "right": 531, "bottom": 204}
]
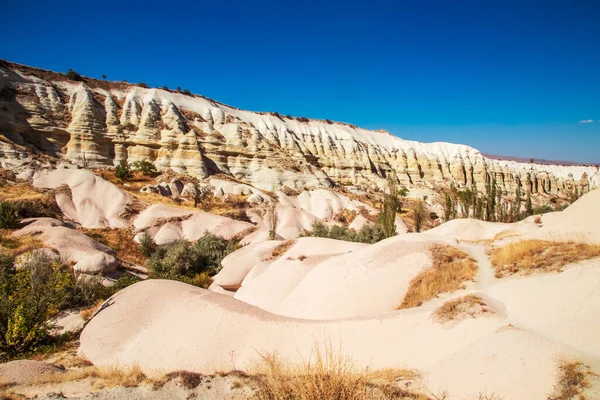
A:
[{"left": 482, "top": 153, "right": 599, "bottom": 167}]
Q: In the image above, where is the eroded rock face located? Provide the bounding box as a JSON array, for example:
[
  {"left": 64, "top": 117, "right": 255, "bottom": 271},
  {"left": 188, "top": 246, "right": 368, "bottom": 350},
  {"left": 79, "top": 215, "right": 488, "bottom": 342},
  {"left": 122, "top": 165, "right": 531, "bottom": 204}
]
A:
[{"left": 1, "top": 61, "right": 598, "bottom": 195}]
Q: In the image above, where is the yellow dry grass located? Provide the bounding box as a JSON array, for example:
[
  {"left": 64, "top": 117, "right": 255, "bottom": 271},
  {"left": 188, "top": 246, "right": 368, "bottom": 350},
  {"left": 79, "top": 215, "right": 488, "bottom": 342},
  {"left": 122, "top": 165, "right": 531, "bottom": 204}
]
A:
[
  {"left": 549, "top": 361, "right": 593, "bottom": 400},
  {"left": 268, "top": 240, "right": 296, "bottom": 260},
  {"left": 0, "top": 230, "right": 46, "bottom": 258},
  {"left": 252, "top": 341, "right": 427, "bottom": 400},
  {"left": 433, "top": 294, "right": 492, "bottom": 323},
  {"left": 80, "top": 228, "right": 147, "bottom": 266},
  {"left": 398, "top": 245, "right": 478, "bottom": 309},
  {"left": 490, "top": 240, "right": 600, "bottom": 278},
  {"left": 0, "top": 182, "right": 44, "bottom": 202},
  {"left": 80, "top": 299, "right": 105, "bottom": 322},
  {"left": 34, "top": 365, "right": 150, "bottom": 389}
]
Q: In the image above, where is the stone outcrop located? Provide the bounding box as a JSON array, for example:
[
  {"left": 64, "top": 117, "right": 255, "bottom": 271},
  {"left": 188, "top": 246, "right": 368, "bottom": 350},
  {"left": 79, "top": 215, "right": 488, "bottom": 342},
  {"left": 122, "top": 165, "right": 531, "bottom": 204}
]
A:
[{"left": 1, "top": 61, "right": 598, "bottom": 196}]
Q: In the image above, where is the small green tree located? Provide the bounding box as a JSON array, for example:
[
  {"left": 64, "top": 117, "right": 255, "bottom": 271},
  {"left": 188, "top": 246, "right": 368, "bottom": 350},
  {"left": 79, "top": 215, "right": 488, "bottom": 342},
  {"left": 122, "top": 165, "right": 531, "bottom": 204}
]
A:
[
  {"left": 139, "top": 232, "right": 157, "bottom": 258},
  {"left": 525, "top": 190, "right": 533, "bottom": 217},
  {"left": 379, "top": 173, "right": 400, "bottom": 239},
  {"left": 0, "top": 253, "right": 72, "bottom": 356},
  {"left": 0, "top": 202, "right": 20, "bottom": 229},
  {"left": 413, "top": 200, "right": 426, "bottom": 233},
  {"left": 115, "top": 160, "right": 133, "bottom": 181}
]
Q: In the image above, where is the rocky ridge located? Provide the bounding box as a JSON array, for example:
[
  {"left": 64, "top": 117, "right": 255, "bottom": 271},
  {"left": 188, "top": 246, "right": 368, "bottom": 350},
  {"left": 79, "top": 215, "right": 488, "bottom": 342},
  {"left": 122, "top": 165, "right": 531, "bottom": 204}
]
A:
[{"left": 1, "top": 60, "right": 598, "bottom": 196}]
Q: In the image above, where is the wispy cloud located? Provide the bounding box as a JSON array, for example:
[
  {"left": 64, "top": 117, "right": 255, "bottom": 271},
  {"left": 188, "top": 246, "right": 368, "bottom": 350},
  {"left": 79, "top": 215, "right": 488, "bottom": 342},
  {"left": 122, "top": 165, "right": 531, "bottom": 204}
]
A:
[{"left": 579, "top": 119, "right": 595, "bottom": 123}]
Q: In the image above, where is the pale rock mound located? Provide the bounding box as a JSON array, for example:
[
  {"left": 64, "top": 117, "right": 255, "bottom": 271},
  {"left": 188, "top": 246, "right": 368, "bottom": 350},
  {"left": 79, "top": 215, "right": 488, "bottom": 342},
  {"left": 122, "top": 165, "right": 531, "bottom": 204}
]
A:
[
  {"left": 278, "top": 189, "right": 376, "bottom": 220},
  {"left": 80, "top": 279, "right": 593, "bottom": 399},
  {"left": 13, "top": 218, "right": 118, "bottom": 273},
  {"left": 232, "top": 238, "right": 367, "bottom": 313},
  {"left": 32, "top": 168, "right": 134, "bottom": 228},
  {"left": 491, "top": 188, "right": 600, "bottom": 244},
  {"left": 0, "top": 360, "right": 64, "bottom": 385},
  {"left": 133, "top": 204, "right": 254, "bottom": 244},
  {"left": 427, "top": 218, "right": 513, "bottom": 242},
  {"left": 274, "top": 234, "right": 455, "bottom": 319},
  {"left": 211, "top": 240, "right": 283, "bottom": 290}
]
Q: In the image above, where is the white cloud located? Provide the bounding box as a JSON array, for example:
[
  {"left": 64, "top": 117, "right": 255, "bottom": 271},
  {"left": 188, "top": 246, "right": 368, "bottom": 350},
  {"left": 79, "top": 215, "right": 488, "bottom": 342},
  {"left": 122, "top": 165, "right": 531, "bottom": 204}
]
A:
[{"left": 579, "top": 119, "right": 595, "bottom": 123}]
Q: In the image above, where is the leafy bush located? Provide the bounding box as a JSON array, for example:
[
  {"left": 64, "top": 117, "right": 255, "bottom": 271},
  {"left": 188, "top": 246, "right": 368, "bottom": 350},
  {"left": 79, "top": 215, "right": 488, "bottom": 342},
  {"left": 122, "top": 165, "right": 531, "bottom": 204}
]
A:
[
  {"left": 0, "top": 201, "right": 20, "bottom": 229},
  {"left": 0, "top": 253, "right": 71, "bottom": 356},
  {"left": 138, "top": 82, "right": 149, "bottom": 88},
  {"left": 147, "top": 233, "right": 237, "bottom": 283},
  {"left": 63, "top": 275, "right": 105, "bottom": 309},
  {"left": 63, "top": 272, "right": 139, "bottom": 310},
  {"left": 131, "top": 160, "right": 158, "bottom": 177},
  {"left": 301, "top": 221, "right": 386, "bottom": 244},
  {"left": 115, "top": 160, "right": 133, "bottom": 181}
]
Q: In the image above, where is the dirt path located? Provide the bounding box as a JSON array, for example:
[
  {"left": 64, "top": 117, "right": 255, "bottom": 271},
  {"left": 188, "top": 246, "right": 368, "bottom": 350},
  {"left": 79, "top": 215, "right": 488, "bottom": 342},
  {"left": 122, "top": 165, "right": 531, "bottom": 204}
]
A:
[{"left": 459, "top": 242, "right": 496, "bottom": 291}]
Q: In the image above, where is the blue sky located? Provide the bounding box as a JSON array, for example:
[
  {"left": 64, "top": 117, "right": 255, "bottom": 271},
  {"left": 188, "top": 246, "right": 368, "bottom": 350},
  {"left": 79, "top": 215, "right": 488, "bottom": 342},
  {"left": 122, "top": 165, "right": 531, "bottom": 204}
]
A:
[{"left": 2, "top": 0, "right": 599, "bottom": 162}]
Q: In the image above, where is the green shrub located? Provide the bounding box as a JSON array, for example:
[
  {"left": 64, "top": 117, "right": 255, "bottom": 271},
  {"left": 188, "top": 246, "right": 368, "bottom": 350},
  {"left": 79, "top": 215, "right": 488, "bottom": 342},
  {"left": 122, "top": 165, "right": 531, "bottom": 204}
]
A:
[
  {"left": 131, "top": 160, "right": 158, "bottom": 177},
  {"left": 63, "top": 272, "right": 140, "bottom": 310},
  {"left": 63, "top": 275, "right": 105, "bottom": 309},
  {"left": 139, "top": 232, "right": 157, "bottom": 258},
  {"left": 115, "top": 160, "right": 133, "bottom": 181},
  {"left": 147, "top": 233, "right": 236, "bottom": 281},
  {"left": 0, "top": 201, "right": 20, "bottom": 229},
  {"left": 65, "top": 68, "right": 83, "bottom": 81},
  {"left": 0, "top": 253, "right": 72, "bottom": 356},
  {"left": 414, "top": 200, "right": 426, "bottom": 233},
  {"left": 191, "top": 232, "right": 236, "bottom": 274},
  {"left": 301, "top": 220, "right": 386, "bottom": 244}
]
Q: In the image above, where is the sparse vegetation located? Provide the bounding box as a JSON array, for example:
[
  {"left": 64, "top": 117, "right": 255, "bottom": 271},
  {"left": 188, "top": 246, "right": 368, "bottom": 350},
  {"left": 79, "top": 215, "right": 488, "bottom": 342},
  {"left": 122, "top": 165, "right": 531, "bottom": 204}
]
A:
[
  {"left": 0, "top": 253, "right": 71, "bottom": 357},
  {"left": 269, "top": 240, "right": 296, "bottom": 260},
  {"left": 413, "top": 200, "right": 426, "bottom": 233},
  {"left": 548, "top": 361, "right": 592, "bottom": 400},
  {"left": 434, "top": 294, "right": 491, "bottom": 323},
  {"left": 65, "top": 68, "right": 82, "bottom": 81},
  {"left": 115, "top": 160, "right": 133, "bottom": 181},
  {"left": 80, "top": 228, "right": 148, "bottom": 266},
  {"left": 139, "top": 232, "right": 157, "bottom": 258},
  {"left": 399, "top": 245, "right": 478, "bottom": 309},
  {"left": 131, "top": 160, "right": 158, "bottom": 177},
  {"left": 490, "top": 240, "right": 600, "bottom": 278},
  {"left": 268, "top": 201, "right": 278, "bottom": 240},
  {"left": 147, "top": 232, "right": 238, "bottom": 287},
  {"left": 253, "top": 341, "right": 426, "bottom": 400},
  {"left": 0, "top": 201, "right": 20, "bottom": 229},
  {"left": 301, "top": 220, "right": 386, "bottom": 244},
  {"left": 34, "top": 364, "right": 149, "bottom": 388},
  {"left": 379, "top": 174, "right": 401, "bottom": 239}
]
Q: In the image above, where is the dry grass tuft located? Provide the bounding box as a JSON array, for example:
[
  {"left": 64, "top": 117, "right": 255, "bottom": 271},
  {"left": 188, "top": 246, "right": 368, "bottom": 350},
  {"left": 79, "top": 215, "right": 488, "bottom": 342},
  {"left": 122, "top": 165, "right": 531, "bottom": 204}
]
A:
[
  {"left": 433, "top": 294, "right": 492, "bottom": 323},
  {"left": 549, "top": 361, "right": 592, "bottom": 400},
  {"left": 80, "top": 299, "right": 105, "bottom": 322},
  {"left": 333, "top": 209, "right": 358, "bottom": 226},
  {"left": 490, "top": 240, "right": 600, "bottom": 278},
  {"left": 152, "top": 370, "right": 205, "bottom": 390},
  {"left": 252, "top": 342, "right": 427, "bottom": 400},
  {"left": 0, "top": 230, "right": 46, "bottom": 258},
  {"left": 268, "top": 240, "right": 296, "bottom": 260},
  {"left": 0, "top": 183, "right": 45, "bottom": 202},
  {"left": 399, "top": 245, "right": 478, "bottom": 309},
  {"left": 80, "top": 228, "right": 147, "bottom": 266},
  {"left": 35, "top": 365, "right": 149, "bottom": 388}
]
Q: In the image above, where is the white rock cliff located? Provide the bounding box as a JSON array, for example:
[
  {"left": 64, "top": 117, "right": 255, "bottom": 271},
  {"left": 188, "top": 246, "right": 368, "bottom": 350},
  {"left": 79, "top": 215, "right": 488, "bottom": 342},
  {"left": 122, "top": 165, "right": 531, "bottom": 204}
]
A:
[{"left": 1, "top": 60, "right": 598, "bottom": 195}]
